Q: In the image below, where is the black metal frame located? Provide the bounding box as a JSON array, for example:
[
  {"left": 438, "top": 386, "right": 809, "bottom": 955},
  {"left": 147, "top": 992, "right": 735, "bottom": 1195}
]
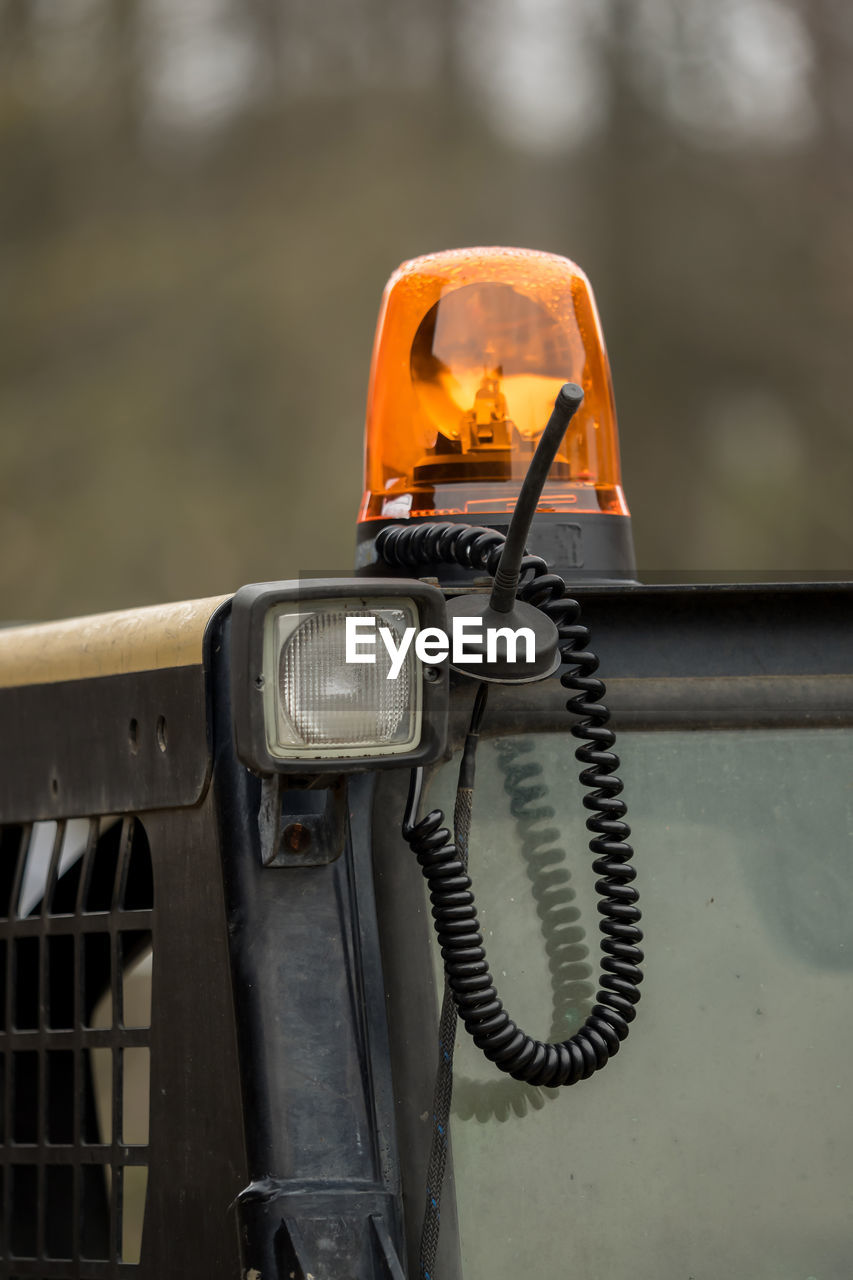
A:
[
  {"left": 212, "top": 606, "right": 407, "bottom": 1278},
  {"left": 371, "top": 581, "right": 853, "bottom": 1280},
  {"left": 0, "top": 589, "right": 409, "bottom": 1280},
  {"left": 0, "top": 581, "right": 851, "bottom": 1279}
]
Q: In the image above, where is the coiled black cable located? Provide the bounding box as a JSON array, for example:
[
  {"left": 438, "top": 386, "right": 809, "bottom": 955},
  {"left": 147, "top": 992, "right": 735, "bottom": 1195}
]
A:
[{"left": 383, "top": 521, "right": 643, "bottom": 1088}]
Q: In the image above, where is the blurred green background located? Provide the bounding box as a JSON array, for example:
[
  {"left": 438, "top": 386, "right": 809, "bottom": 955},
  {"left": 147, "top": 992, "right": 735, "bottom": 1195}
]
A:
[{"left": 1, "top": 0, "right": 851, "bottom": 621}]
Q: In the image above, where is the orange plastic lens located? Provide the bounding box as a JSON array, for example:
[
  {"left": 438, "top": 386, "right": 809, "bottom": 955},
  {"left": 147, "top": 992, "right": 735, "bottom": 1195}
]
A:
[{"left": 360, "top": 247, "right": 629, "bottom": 521}]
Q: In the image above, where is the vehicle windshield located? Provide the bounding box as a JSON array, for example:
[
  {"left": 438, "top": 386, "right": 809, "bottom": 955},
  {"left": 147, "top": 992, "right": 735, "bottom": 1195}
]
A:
[{"left": 426, "top": 726, "right": 853, "bottom": 1280}]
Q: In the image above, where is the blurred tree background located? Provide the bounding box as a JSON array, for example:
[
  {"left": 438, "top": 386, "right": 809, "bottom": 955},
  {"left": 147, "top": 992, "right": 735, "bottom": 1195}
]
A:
[{"left": 0, "top": 0, "right": 851, "bottom": 619}]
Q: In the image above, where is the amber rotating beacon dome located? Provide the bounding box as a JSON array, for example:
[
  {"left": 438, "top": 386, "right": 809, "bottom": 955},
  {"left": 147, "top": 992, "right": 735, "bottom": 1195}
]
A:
[{"left": 356, "top": 247, "right": 636, "bottom": 582}]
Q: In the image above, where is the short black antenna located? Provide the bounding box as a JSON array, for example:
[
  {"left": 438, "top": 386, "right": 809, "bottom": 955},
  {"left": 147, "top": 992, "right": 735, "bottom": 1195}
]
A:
[
  {"left": 489, "top": 382, "right": 584, "bottom": 613},
  {"left": 442, "top": 381, "right": 585, "bottom": 682}
]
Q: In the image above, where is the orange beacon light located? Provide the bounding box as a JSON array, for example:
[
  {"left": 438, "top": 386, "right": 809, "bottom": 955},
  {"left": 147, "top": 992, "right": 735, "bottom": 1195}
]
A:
[{"left": 356, "top": 246, "right": 636, "bottom": 582}]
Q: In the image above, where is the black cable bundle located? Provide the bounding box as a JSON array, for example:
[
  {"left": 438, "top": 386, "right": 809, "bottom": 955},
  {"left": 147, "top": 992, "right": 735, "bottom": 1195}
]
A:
[{"left": 414, "top": 683, "right": 488, "bottom": 1280}]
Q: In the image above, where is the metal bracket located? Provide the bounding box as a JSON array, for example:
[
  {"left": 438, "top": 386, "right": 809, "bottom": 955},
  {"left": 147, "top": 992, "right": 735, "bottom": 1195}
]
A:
[
  {"left": 258, "top": 774, "right": 347, "bottom": 867},
  {"left": 274, "top": 1214, "right": 406, "bottom": 1280},
  {"left": 278, "top": 1218, "right": 313, "bottom": 1280},
  {"left": 370, "top": 1214, "right": 407, "bottom": 1280}
]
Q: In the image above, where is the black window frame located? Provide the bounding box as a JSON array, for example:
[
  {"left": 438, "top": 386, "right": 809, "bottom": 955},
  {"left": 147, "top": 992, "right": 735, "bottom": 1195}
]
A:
[{"left": 372, "top": 581, "right": 853, "bottom": 1279}]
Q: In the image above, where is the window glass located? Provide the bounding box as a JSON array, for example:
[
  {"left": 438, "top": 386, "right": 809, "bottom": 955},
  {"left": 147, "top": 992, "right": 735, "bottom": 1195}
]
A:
[{"left": 426, "top": 728, "right": 853, "bottom": 1280}]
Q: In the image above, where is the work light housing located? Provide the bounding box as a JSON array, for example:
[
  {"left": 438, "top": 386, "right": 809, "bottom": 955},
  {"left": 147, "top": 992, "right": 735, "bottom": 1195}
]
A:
[{"left": 230, "top": 579, "right": 449, "bottom": 775}]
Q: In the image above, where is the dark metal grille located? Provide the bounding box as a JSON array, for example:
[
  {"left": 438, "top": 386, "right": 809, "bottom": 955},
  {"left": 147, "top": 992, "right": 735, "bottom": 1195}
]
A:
[{"left": 0, "top": 817, "right": 153, "bottom": 1277}]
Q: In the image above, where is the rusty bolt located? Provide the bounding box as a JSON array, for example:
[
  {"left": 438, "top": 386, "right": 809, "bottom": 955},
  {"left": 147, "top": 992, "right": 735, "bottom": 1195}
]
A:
[{"left": 283, "top": 822, "right": 312, "bottom": 853}]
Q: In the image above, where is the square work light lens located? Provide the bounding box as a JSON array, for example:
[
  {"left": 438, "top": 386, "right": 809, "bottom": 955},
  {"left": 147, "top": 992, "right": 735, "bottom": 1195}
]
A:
[{"left": 265, "top": 599, "right": 422, "bottom": 758}]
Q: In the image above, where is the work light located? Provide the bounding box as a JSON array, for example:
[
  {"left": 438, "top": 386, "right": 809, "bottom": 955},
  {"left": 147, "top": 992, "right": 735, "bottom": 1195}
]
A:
[
  {"left": 231, "top": 579, "right": 448, "bottom": 775},
  {"left": 269, "top": 598, "right": 420, "bottom": 754}
]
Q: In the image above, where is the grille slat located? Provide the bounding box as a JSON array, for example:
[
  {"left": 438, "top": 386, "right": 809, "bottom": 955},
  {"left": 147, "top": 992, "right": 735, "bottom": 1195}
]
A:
[
  {"left": 42, "top": 823, "right": 65, "bottom": 928},
  {"left": 0, "top": 1029, "right": 149, "bottom": 1049},
  {"left": 0, "top": 1030, "right": 150, "bottom": 1052},
  {"left": 0, "top": 915, "right": 152, "bottom": 939},
  {"left": 0, "top": 1147, "right": 147, "bottom": 1167},
  {"left": 6, "top": 828, "right": 30, "bottom": 926}
]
